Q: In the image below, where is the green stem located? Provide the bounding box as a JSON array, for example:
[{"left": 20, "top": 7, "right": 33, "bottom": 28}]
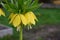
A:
[{"left": 20, "top": 27, "right": 23, "bottom": 40}]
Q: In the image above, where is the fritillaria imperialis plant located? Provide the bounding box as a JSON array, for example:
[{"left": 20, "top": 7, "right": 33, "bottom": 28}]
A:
[{"left": 0, "top": 0, "right": 41, "bottom": 40}]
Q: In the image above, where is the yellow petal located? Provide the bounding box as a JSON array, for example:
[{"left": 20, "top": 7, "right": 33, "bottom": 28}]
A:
[
  {"left": 30, "top": 19, "right": 35, "bottom": 25},
  {"left": 28, "top": 14, "right": 36, "bottom": 25},
  {"left": 25, "top": 12, "right": 36, "bottom": 25},
  {"left": 9, "top": 14, "right": 17, "bottom": 24},
  {"left": 8, "top": 13, "right": 14, "bottom": 19},
  {"left": 20, "top": 14, "right": 28, "bottom": 26},
  {"left": 13, "top": 15, "right": 21, "bottom": 27},
  {"left": 0, "top": 8, "right": 5, "bottom": 16},
  {"left": 29, "top": 11, "right": 38, "bottom": 21},
  {"left": 25, "top": 13, "right": 31, "bottom": 24}
]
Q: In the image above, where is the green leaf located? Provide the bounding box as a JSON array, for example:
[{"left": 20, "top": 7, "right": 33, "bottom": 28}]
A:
[
  {"left": 14, "top": 0, "right": 18, "bottom": 9},
  {"left": 17, "top": 0, "right": 24, "bottom": 9},
  {"left": 10, "top": 0, "right": 14, "bottom": 4},
  {"left": 1, "top": 0, "right": 41, "bottom": 14},
  {"left": 23, "top": 0, "right": 40, "bottom": 11}
]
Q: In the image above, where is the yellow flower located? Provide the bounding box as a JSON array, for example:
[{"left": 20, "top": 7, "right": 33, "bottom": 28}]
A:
[
  {"left": 25, "top": 11, "right": 38, "bottom": 25},
  {"left": 9, "top": 14, "right": 21, "bottom": 27},
  {"left": 20, "top": 14, "right": 28, "bottom": 26},
  {"left": 12, "top": 14, "right": 21, "bottom": 27},
  {"left": 0, "top": 8, "right": 5, "bottom": 16}
]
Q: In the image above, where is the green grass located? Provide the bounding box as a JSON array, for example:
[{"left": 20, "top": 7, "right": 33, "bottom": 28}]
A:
[
  {"left": 37, "top": 8, "right": 60, "bottom": 25},
  {"left": 0, "top": 8, "right": 60, "bottom": 40}
]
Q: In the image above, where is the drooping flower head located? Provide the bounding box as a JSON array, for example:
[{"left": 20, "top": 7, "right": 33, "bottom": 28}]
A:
[{"left": 9, "top": 11, "right": 38, "bottom": 30}]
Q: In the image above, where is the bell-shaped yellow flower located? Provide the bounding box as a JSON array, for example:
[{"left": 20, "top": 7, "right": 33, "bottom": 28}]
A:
[
  {"left": 20, "top": 14, "right": 28, "bottom": 26},
  {"left": 0, "top": 8, "right": 5, "bottom": 16},
  {"left": 12, "top": 14, "right": 21, "bottom": 27},
  {"left": 25, "top": 11, "right": 38, "bottom": 25}
]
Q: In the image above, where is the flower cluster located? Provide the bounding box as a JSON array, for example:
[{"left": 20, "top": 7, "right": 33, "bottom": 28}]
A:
[{"left": 9, "top": 11, "right": 38, "bottom": 30}]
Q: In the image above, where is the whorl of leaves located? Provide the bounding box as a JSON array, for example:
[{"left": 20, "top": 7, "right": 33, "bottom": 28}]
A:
[{"left": 0, "top": 0, "right": 41, "bottom": 14}]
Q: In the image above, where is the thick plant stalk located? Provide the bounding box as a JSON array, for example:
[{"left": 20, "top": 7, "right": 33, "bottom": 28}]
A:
[{"left": 20, "top": 27, "right": 23, "bottom": 40}]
